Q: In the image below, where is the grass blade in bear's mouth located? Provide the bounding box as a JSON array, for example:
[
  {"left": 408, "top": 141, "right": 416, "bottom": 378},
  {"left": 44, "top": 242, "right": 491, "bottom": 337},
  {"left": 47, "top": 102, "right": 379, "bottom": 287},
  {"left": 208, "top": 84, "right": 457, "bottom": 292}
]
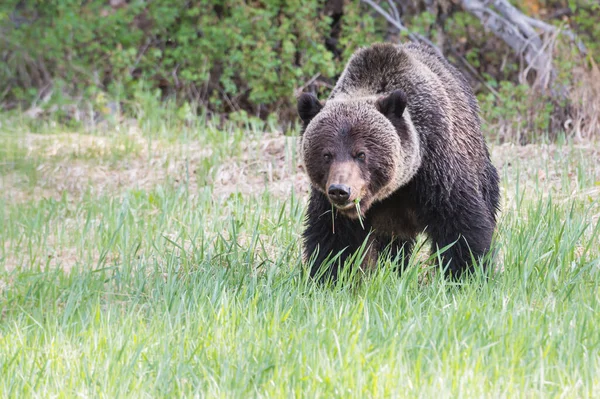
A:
[
  {"left": 354, "top": 198, "right": 365, "bottom": 230},
  {"left": 331, "top": 204, "right": 335, "bottom": 234}
]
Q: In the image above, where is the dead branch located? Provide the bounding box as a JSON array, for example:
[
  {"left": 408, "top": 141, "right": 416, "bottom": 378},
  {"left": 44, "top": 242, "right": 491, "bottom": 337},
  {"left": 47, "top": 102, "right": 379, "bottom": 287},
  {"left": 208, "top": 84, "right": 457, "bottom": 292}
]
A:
[
  {"left": 460, "top": 0, "right": 587, "bottom": 90},
  {"left": 461, "top": 0, "right": 552, "bottom": 88}
]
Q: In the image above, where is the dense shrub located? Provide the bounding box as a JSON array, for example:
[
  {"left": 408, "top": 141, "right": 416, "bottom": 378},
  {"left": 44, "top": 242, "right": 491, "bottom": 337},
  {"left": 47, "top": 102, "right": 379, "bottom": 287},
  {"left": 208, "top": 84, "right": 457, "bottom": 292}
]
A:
[
  {"left": 0, "top": 0, "right": 385, "bottom": 119},
  {"left": 0, "top": 0, "right": 597, "bottom": 137}
]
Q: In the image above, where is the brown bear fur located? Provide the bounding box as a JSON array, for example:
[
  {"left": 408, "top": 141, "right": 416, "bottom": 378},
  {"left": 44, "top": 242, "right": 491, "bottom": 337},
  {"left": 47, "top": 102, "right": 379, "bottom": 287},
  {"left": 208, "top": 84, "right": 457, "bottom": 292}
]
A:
[{"left": 298, "top": 42, "right": 500, "bottom": 281}]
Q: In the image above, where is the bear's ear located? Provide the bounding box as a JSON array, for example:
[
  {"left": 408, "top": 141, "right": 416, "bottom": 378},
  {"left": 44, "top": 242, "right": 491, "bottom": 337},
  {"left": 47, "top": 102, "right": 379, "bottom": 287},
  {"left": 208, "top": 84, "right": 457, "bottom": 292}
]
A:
[
  {"left": 297, "top": 93, "right": 323, "bottom": 124},
  {"left": 375, "top": 90, "right": 407, "bottom": 119}
]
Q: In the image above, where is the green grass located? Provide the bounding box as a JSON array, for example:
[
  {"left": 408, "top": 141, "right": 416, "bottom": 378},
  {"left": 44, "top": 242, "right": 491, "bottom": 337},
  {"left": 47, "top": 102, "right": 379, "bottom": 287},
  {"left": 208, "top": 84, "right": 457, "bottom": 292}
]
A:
[{"left": 1, "top": 113, "right": 599, "bottom": 397}]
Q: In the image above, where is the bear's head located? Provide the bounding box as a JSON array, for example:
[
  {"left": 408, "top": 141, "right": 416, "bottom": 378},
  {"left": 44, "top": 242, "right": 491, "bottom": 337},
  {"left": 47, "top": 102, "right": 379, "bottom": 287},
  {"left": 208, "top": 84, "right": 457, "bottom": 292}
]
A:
[{"left": 298, "top": 90, "right": 421, "bottom": 219}]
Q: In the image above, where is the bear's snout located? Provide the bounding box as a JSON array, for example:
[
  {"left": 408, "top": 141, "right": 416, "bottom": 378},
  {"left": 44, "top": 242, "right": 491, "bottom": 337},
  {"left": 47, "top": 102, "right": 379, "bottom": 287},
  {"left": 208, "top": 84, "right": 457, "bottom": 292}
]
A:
[
  {"left": 328, "top": 184, "right": 351, "bottom": 205},
  {"left": 325, "top": 160, "right": 366, "bottom": 208}
]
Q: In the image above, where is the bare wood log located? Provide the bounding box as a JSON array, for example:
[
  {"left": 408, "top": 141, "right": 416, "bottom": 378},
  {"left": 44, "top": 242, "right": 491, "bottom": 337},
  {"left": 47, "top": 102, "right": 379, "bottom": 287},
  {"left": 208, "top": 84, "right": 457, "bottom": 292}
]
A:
[
  {"left": 461, "top": 0, "right": 553, "bottom": 88},
  {"left": 522, "top": 15, "right": 587, "bottom": 54},
  {"left": 461, "top": 0, "right": 587, "bottom": 90}
]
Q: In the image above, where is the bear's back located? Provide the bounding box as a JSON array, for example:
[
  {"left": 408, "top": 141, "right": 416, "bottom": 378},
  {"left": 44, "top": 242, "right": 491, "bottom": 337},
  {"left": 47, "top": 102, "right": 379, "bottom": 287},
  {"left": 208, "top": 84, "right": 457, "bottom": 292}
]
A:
[
  {"left": 330, "top": 42, "right": 489, "bottom": 191},
  {"left": 330, "top": 43, "right": 479, "bottom": 132}
]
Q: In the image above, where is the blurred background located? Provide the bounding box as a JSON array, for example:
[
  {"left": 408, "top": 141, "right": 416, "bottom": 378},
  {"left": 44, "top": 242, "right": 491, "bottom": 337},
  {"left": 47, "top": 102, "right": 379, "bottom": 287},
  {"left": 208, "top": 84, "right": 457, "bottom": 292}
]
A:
[{"left": 0, "top": 0, "right": 598, "bottom": 142}]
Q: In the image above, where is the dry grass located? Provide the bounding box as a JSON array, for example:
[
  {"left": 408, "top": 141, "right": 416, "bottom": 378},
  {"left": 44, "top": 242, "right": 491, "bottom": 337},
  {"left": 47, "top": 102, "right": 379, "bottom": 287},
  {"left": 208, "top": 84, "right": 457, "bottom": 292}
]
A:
[
  {"left": 1, "top": 129, "right": 309, "bottom": 204},
  {"left": 3, "top": 130, "right": 598, "bottom": 206},
  {"left": 491, "top": 142, "right": 600, "bottom": 188},
  {"left": 2, "top": 126, "right": 599, "bottom": 274},
  {"left": 2, "top": 237, "right": 117, "bottom": 274},
  {"left": 567, "top": 60, "right": 600, "bottom": 141},
  {"left": 211, "top": 135, "right": 310, "bottom": 198},
  {"left": 1, "top": 126, "right": 308, "bottom": 273}
]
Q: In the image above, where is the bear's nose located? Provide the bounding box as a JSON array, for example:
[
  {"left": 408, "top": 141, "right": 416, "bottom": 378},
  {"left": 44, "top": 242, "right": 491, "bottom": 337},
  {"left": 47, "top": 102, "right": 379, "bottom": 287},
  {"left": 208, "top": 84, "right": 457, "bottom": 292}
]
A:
[{"left": 328, "top": 184, "right": 351, "bottom": 204}]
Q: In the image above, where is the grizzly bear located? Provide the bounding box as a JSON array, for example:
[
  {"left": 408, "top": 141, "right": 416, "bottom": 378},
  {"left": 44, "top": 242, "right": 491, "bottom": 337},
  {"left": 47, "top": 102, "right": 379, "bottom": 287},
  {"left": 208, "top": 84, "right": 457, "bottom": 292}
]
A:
[{"left": 298, "top": 42, "right": 500, "bottom": 281}]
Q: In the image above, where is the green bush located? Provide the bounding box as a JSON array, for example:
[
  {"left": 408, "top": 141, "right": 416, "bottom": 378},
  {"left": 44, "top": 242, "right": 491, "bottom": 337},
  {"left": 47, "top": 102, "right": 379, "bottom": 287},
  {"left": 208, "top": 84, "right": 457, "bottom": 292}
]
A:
[
  {"left": 0, "top": 0, "right": 597, "bottom": 134},
  {"left": 0, "top": 0, "right": 385, "bottom": 119},
  {"left": 478, "top": 81, "right": 558, "bottom": 143}
]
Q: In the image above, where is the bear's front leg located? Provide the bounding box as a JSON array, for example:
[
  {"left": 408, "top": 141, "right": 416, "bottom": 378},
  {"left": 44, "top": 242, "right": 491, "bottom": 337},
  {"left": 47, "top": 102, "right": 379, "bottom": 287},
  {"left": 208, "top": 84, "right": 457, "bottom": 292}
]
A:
[
  {"left": 302, "top": 189, "right": 371, "bottom": 282},
  {"left": 426, "top": 196, "right": 496, "bottom": 278}
]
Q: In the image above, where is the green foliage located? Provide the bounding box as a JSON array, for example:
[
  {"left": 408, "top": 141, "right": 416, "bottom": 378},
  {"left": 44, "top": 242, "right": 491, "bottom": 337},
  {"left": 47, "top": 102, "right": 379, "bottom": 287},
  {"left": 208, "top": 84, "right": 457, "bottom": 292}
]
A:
[
  {"left": 407, "top": 10, "right": 436, "bottom": 38},
  {"left": 337, "top": 2, "right": 385, "bottom": 72},
  {"left": 0, "top": 0, "right": 350, "bottom": 115},
  {"left": 0, "top": 0, "right": 598, "bottom": 131},
  {"left": 569, "top": 0, "right": 600, "bottom": 63},
  {"left": 478, "top": 81, "right": 558, "bottom": 142}
]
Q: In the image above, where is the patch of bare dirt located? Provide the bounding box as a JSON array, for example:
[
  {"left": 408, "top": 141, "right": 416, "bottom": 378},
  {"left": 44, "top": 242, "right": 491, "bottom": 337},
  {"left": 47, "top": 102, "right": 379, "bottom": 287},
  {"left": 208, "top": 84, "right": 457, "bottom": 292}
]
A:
[
  {"left": 1, "top": 128, "right": 309, "bottom": 204},
  {"left": 211, "top": 135, "right": 310, "bottom": 198}
]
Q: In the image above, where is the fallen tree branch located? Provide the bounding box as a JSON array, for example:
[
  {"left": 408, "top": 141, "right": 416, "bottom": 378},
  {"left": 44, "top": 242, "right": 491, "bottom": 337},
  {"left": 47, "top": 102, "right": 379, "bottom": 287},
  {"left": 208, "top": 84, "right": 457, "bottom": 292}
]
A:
[
  {"left": 361, "top": 0, "right": 588, "bottom": 98},
  {"left": 461, "top": 0, "right": 552, "bottom": 87},
  {"left": 522, "top": 16, "right": 587, "bottom": 54},
  {"left": 447, "top": 47, "right": 501, "bottom": 98},
  {"left": 294, "top": 73, "right": 322, "bottom": 96},
  {"left": 461, "top": 0, "right": 587, "bottom": 90}
]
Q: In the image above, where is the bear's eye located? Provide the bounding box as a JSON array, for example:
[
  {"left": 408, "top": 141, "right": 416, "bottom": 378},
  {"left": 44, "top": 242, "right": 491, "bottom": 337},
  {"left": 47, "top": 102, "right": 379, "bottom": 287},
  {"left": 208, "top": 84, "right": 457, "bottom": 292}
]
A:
[
  {"left": 323, "top": 153, "right": 332, "bottom": 162},
  {"left": 356, "top": 152, "right": 366, "bottom": 161}
]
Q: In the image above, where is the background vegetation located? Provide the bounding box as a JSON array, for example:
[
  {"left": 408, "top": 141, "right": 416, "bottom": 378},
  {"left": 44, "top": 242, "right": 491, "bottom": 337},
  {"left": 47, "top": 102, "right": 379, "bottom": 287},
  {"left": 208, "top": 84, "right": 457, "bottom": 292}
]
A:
[
  {"left": 1, "top": 1, "right": 600, "bottom": 397},
  {"left": 0, "top": 0, "right": 598, "bottom": 141}
]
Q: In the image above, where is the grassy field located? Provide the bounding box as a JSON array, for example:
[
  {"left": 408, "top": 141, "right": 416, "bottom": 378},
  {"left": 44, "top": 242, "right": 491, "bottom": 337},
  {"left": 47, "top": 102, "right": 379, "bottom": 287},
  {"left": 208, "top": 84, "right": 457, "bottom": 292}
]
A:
[{"left": 1, "top": 112, "right": 599, "bottom": 398}]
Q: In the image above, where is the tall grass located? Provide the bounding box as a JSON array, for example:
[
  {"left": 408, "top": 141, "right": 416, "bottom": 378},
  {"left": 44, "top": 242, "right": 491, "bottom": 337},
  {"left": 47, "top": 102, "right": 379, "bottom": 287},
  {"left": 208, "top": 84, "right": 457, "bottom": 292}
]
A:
[{"left": 0, "top": 113, "right": 599, "bottom": 397}]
